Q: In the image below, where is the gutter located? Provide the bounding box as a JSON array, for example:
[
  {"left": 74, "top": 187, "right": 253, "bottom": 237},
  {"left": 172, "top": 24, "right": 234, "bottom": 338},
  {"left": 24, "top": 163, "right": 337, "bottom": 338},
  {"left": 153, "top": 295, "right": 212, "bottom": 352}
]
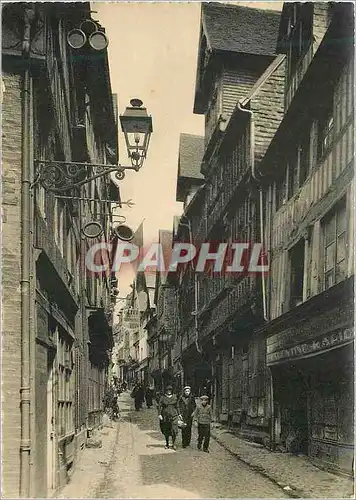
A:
[
  {"left": 20, "top": 5, "right": 35, "bottom": 497},
  {"left": 237, "top": 101, "right": 268, "bottom": 323}
]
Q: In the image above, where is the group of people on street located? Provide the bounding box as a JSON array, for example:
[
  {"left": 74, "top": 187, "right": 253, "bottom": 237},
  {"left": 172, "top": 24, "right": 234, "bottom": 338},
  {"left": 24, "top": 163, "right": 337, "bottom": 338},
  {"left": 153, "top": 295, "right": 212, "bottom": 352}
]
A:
[
  {"left": 112, "top": 375, "right": 127, "bottom": 393},
  {"left": 157, "top": 385, "right": 212, "bottom": 453},
  {"left": 103, "top": 377, "right": 129, "bottom": 420},
  {"left": 131, "top": 382, "right": 155, "bottom": 411},
  {"left": 128, "top": 382, "right": 213, "bottom": 452}
]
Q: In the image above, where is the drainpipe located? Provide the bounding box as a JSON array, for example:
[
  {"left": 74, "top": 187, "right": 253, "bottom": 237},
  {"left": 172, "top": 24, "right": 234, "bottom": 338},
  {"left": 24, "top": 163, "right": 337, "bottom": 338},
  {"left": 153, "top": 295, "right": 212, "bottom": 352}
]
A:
[
  {"left": 20, "top": 5, "right": 35, "bottom": 497},
  {"left": 269, "top": 368, "right": 276, "bottom": 450},
  {"left": 237, "top": 102, "right": 268, "bottom": 322}
]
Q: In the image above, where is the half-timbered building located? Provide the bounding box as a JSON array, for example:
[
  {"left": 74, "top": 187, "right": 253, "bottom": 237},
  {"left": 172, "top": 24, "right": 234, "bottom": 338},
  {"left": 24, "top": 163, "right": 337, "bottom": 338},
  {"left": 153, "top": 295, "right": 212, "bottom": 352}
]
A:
[
  {"left": 2, "top": 3, "right": 119, "bottom": 496},
  {"left": 173, "top": 133, "right": 208, "bottom": 395},
  {"left": 259, "top": 2, "right": 354, "bottom": 473},
  {"left": 192, "top": 3, "right": 283, "bottom": 439}
]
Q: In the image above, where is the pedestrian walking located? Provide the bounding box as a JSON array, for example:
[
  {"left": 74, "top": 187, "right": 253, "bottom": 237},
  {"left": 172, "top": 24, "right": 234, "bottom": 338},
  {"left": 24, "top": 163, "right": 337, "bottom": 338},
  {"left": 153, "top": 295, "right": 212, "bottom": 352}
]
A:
[
  {"left": 158, "top": 385, "right": 179, "bottom": 450},
  {"left": 178, "top": 385, "right": 196, "bottom": 448},
  {"left": 131, "top": 382, "right": 144, "bottom": 411},
  {"left": 145, "top": 385, "right": 154, "bottom": 408},
  {"left": 193, "top": 395, "right": 213, "bottom": 453}
]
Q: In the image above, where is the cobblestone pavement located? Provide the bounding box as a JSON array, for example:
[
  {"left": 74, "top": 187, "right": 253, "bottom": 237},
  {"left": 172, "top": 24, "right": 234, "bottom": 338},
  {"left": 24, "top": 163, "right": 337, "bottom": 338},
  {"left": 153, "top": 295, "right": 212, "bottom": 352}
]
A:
[
  {"left": 58, "top": 392, "right": 354, "bottom": 499},
  {"left": 94, "top": 393, "right": 285, "bottom": 499},
  {"left": 210, "top": 424, "right": 354, "bottom": 498}
]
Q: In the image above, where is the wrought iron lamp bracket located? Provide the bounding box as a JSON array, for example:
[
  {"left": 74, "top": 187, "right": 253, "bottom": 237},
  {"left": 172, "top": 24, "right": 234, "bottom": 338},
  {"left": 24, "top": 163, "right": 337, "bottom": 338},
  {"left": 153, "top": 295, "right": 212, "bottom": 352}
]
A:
[{"left": 32, "top": 159, "right": 139, "bottom": 192}]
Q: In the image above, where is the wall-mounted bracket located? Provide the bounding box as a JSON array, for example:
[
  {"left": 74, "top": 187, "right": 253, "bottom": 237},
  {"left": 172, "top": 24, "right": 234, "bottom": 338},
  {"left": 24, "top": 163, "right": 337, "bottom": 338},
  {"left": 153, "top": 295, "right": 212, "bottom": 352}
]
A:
[{"left": 32, "top": 159, "right": 138, "bottom": 193}]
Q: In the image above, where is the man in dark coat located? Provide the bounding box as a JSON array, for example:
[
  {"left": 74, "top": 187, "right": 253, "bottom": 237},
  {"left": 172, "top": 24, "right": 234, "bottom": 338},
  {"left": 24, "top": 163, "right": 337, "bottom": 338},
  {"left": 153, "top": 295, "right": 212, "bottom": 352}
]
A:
[
  {"left": 178, "top": 385, "right": 196, "bottom": 448},
  {"left": 131, "top": 382, "right": 144, "bottom": 411},
  {"left": 145, "top": 385, "right": 154, "bottom": 408}
]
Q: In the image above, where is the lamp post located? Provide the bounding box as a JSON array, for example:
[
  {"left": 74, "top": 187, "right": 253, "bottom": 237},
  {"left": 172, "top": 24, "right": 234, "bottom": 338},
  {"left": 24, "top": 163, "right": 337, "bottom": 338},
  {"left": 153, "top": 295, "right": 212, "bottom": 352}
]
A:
[{"left": 33, "top": 98, "right": 153, "bottom": 192}]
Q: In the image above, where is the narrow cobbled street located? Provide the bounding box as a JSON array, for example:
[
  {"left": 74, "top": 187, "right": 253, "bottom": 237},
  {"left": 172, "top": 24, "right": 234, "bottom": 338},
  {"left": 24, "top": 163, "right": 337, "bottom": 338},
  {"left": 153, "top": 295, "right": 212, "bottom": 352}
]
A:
[{"left": 94, "top": 393, "right": 284, "bottom": 499}]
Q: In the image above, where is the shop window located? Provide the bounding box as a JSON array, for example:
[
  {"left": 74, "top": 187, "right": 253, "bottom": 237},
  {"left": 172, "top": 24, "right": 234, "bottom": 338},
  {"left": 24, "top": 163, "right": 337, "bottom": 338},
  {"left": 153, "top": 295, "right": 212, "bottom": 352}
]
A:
[
  {"left": 322, "top": 199, "right": 347, "bottom": 290},
  {"left": 289, "top": 239, "right": 305, "bottom": 308},
  {"left": 311, "top": 377, "right": 353, "bottom": 445}
]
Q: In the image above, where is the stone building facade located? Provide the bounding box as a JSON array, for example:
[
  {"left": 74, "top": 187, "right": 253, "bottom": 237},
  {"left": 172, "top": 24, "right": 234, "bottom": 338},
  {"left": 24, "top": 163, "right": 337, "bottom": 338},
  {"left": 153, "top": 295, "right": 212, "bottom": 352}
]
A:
[{"left": 2, "top": 3, "right": 119, "bottom": 496}]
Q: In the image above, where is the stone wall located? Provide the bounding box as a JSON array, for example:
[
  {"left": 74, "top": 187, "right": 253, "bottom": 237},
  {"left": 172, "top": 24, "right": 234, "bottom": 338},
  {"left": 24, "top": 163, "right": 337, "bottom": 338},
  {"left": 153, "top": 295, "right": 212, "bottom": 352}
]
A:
[{"left": 2, "top": 71, "right": 23, "bottom": 498}]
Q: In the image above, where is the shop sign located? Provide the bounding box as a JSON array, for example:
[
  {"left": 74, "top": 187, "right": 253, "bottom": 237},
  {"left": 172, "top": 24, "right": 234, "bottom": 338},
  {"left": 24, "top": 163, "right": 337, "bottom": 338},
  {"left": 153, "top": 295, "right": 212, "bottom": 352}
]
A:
[
  {"left": 267, "top": 328, "right": 354, "bottom": 364},
  {"left": 267, "top": 301, "right": 352, "bottom": 353}
]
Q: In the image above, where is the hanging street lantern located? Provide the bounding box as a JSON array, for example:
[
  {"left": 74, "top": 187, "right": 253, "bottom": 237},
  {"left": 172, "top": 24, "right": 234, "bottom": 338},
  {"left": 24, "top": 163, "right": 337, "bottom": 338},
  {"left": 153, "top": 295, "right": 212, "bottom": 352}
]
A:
[
  {"left": 34, "top": 97, "right": 153, "bottom": 192},
  {"left": 120, "top": 99, "right": 153, "bottom": 171}
]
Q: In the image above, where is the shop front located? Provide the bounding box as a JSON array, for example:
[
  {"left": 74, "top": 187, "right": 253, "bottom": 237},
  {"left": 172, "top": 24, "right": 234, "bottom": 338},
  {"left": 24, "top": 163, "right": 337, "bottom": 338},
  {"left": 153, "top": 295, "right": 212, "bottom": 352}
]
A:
[{"left": 267, "top": 283, "right": 354, "bottom": 474}]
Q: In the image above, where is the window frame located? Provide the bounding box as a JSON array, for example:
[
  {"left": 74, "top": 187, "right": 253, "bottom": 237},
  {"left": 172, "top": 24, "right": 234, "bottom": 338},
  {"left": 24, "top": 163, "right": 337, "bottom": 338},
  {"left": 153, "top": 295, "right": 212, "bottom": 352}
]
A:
[
  {"left": 57, "top": 327, "right": 75, "bottom": 439},
  {"left": 288, "top": 238, "right": 306, "bottom": 309},
  {"left": 286, "top": 3, "right": 313, "bottom": 81},
  {"left": 322, "top": 199, "right": 347, "bottom": 290},
  {"left": 317, "top": 111, "right": 334, "bottom": 160}
]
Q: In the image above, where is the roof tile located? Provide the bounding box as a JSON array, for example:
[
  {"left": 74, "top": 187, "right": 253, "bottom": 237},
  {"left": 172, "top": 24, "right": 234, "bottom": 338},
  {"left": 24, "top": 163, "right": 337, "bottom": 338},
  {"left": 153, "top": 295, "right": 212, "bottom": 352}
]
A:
[
  {"left": 203, "top": 3, "right": 281, "bottom": 57},
  {"left": 178, "top": 133, "right": 205, "bottom": 179}
]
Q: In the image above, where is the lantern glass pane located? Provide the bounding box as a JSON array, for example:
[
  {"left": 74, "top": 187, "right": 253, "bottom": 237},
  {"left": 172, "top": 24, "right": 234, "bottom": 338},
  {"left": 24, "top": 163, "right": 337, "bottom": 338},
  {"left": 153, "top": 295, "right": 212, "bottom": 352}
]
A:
[
  {"left": 126, "top": 131, "right": 145, "bottom": 148},
  {"left": 121, "top": 117, "right": 151, "bottom": 135}
]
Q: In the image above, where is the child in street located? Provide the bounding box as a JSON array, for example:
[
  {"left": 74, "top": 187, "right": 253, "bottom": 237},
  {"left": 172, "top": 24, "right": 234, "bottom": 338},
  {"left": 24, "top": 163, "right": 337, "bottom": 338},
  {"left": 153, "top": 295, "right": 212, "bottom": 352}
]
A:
[{"left": 193, "top": 395, "right": 212, "bottom": 453}]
